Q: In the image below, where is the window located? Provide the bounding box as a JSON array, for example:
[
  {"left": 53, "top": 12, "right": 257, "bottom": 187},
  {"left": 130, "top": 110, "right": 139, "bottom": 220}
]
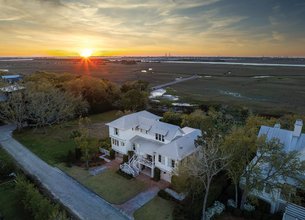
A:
[
  {"left": 155, "top": 133, "right": 165, "bottom": 142},
  {"left": 146, "top": 130, "right": 148, "bottom": 134},
  {"left": 158, "top": 155, "right": 161, "bottom": 162},
  {"left": 171, "top": 159, "right": 175, "bottom": 168},
  {"left": 114, "top": 128, "right": 119, "bottom": 135},
  {"left": 112, "top": 139, "right": 119, "bottom": 146},
  {"left": 121, "top": 141, "right": 125, "bottom": 146}
]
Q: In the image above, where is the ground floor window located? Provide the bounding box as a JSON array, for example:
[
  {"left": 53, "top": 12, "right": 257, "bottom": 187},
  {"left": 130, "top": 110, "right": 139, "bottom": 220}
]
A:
[
  {"left": 171, "top": 159, "right": 175, "bottom": 168},
  {"left": 112, "top": 138, "right": 119, "bottom": 146},
  {"left": 158, "top": 155, "right": 162, "bottom": 162}
]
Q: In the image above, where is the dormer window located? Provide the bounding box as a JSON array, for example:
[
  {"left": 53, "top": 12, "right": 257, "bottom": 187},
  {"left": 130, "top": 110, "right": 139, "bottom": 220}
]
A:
[
  {"left": 155, "top": 133, "right": 165, "bottom": 142},
  {"left": 114, "top": 128, "right": 119, "bottom": 135}
]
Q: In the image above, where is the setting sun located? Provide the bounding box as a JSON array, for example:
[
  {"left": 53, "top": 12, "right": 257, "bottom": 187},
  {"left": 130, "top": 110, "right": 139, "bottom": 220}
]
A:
[{"left": 80, "top": 49, "right": 93, "bottom": 58}]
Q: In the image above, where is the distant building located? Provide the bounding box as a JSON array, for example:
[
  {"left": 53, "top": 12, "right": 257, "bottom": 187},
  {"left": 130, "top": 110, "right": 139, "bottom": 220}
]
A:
[
  {"left": 106, "top": 110, "right": 201, "bottom": 182},
  {"left": 1, "top": 74, "right": 22, "bottom": 83},
  {"left": 0, "top": 85, "right": 25, "bottom": 102}
]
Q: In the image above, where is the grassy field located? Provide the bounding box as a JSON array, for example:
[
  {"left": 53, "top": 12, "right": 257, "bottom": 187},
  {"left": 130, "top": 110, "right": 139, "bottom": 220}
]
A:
[
  {"left": 134, "top": 196, "right": 175, "bottom": 220},
  {"left": 58, "top": 164, "right": 148, "bottom": 204},
  {"left": 3, "top": 59, "right": 305, "bottom": 114},
  {"left": 13, "top": 110, "right": 119, "bottom": 165}
]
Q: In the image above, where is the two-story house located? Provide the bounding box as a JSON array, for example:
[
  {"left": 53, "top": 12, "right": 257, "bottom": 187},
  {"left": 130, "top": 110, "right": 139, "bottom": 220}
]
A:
[
  {"left": 245, "top": 120, "right": 305, "bottom": 214},
  {"left": 106, "top": 110, "right": 201, "bottom": 182}
]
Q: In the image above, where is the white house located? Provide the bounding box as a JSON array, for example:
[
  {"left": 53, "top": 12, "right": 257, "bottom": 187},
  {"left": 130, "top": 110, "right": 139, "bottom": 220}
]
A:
[
  {"left": 106, "top": 110, "right": 201, "bottom": 182},
  {"left": 248, "top": 120, "right": 305, "bottom": 214}
]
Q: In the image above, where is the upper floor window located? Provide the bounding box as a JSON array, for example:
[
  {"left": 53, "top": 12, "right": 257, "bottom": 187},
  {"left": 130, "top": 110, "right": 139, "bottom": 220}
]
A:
[
  {"left": 155, "top": 133, "right": 165, "bottom": 142},
  {"left": 158, "top": 155, "right": 161, "bottom": 163},
  {"left": 114, "top": 128, "right": 119, "bottom": 135}
]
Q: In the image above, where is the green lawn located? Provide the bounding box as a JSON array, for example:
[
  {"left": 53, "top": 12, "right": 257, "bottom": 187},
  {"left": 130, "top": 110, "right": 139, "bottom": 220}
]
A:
[
  {"left": 13, "top": 110, "right": 119, "bottom": 165},
  {"left": 58, "top": 164, "right": 148, "bottom": 204},
  {"left": 0, "top": 148, "right": 13, "bottom": 165},
  {"left": 134, "top": 196, "right": 175, "bottom": 220}
]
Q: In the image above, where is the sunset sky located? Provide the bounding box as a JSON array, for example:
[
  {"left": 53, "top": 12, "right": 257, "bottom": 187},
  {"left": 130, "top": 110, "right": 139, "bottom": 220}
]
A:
[{"left": 0, "top": 0, "right": 305, "bottom": 57}]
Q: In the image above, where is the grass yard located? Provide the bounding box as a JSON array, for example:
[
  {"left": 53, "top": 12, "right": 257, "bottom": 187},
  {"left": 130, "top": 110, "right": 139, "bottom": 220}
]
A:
[
  {"left": 134, "top": 196, "right": 175, "bottom": 220},
  {"left": 58, "top": 164, "right": 148, "bottom": 204},
  {"left": 13, "top": 110, "right": 119, "bottom": 165}
]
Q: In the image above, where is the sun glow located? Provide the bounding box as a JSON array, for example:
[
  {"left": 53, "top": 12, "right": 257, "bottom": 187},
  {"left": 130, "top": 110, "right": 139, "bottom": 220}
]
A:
[{"left": 80, "top": 48, "right": 93, "bottom": 58}]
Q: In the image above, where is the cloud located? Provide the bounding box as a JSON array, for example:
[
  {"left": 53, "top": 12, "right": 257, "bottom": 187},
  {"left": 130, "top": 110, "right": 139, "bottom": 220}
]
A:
[
  {"left": 0, "top": 0, "right": 304, "bottom": 56},
  {"left": 272, "top": 31, "right": 285, "bottom": 41}
]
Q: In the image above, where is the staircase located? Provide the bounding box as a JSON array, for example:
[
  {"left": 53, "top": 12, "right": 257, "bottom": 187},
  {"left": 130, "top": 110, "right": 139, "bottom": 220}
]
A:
[{"left": 120, "top": 154, "right": 141, "bottom": 177}]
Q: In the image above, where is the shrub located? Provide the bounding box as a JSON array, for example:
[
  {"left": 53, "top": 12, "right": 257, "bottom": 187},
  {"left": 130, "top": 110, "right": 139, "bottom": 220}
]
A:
[
  {"left": 14, "top": 176, "right": 68, "bottom": 220},
  {"left": 116, "top": 169, "right": 133, "bottom": 179},
  {"left": 75, "top": 147, "right": 82, "bottom": 161},
  {"left": 65, "top": 150, "right": 75, "bottom": 167},
  {"left": 157, "top": 190, "right": 178, "bottom": 202},
  {"left": 109, "top": 149, "right": 115, "bottom": 159},
  {"left": 123, "top": 154, "right": 129, "bottom": 163},
  {"left": 99, "top": 138, "right": 111, "bottom": 150},
  {"left": 127, "top": 150, "right": 134, "bottom": 159},
  {"left": 153, "top": 167, "right": 160, "bottom": 181}
]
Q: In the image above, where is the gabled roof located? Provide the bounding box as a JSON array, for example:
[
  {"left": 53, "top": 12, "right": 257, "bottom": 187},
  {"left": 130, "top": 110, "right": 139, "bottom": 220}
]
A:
[
  {"left": 1, "top": 75, "right": 21, "bottom": 79},
  {"left": 258, "top": 124, "right": 305, "bottom": 161},
  {"left": 106, "top": 110, "right": 161, "bottom": 130},
  {"left": 155, "top": 129, "right": 202, "bottom": 160},
  {"left": 150, "top": 121, "right": 183, "bottom": 140}
]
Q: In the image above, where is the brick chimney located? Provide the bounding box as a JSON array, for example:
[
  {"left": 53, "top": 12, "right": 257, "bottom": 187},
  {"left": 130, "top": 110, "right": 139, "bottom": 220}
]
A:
[{"left": 293, "top": 120, "right": 303, "bottom": 137}]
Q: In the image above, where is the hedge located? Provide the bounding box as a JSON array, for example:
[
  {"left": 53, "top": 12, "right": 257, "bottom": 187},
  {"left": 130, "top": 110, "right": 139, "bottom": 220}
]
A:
[{"left": 153, "top": 167, "right": 160, "bottom": 181}]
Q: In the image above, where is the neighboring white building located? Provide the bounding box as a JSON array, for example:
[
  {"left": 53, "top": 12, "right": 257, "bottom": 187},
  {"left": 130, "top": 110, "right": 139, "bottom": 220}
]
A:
[
  {"left": 248, "top": 120, "right": 305, "bottom": 213},
  {"left": 106, "top": 110, "right": 201, "bottom": 182}
]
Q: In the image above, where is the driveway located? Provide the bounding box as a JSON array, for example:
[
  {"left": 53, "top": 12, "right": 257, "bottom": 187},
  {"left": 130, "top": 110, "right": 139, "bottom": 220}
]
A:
[{"left": 0, "top": 125, "right": 128, "bottom": 220}]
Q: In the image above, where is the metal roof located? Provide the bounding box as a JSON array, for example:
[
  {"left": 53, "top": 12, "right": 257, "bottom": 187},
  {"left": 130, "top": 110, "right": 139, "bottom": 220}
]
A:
[
  {"left": 258, "top": 124, "right": 305, "bottom": 158},
  {"left": 155, "top": 129, "right": 202, "bottom": 160}
]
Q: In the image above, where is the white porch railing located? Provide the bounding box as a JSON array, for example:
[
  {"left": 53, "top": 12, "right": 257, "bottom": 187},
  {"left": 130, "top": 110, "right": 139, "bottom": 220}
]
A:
[
  {"left": 120, "top": 154, "right": 155, "bottom": 177},
  {"left": 138, "top": 156, "right": 154, "bottom": 168}
]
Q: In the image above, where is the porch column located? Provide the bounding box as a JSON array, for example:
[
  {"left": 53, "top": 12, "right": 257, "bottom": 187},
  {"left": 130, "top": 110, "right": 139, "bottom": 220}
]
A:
[{"left": 151, "top": 165, "right": 154, "bottom": 178}]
